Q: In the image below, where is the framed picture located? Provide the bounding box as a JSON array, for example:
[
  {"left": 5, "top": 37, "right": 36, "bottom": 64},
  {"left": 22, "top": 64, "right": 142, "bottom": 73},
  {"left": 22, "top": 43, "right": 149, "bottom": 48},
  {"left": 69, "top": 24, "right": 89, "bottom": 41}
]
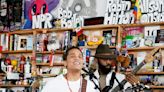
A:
[{"left": 17, "top": 36, "right": 27, "bottom": 50}]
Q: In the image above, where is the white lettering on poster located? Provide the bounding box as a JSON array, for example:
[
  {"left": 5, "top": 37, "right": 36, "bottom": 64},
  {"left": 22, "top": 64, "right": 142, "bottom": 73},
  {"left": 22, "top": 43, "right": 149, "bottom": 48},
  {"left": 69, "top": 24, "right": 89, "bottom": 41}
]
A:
[
  {"left": 58, "top": 8, "right": 84, "bottom": 28},
  {"left": 32, "top": 13, "right": 53, "bottom": 29},
  {"left": 139, "top": 0, "right": 164, "bottom": 23},
  {"left": 104, "top": 0, "right": 134, "bottom": 24},
  {"left": 105, "top": 0, "right": 164, "bottom": 24}
]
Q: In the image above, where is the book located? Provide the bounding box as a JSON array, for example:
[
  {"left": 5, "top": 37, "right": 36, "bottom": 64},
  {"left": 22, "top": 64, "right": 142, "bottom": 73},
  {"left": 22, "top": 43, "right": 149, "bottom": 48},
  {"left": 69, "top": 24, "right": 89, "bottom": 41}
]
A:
[{"left": 26, "top": 35, "right": 33, "bottom": 50}]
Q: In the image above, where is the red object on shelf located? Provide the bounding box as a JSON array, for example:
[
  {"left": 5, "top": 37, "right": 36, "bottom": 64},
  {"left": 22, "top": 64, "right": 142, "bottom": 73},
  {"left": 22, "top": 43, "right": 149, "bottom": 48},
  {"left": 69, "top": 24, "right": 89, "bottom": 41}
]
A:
[
  {"left": 5, "top": 58, "right": 11, "bottom": 65},
  {"left": 0, "top": 46, "right": 2, "bottom": 52},
  {"left": 20, "top": 55, "right": 26, "bottom": 73}
]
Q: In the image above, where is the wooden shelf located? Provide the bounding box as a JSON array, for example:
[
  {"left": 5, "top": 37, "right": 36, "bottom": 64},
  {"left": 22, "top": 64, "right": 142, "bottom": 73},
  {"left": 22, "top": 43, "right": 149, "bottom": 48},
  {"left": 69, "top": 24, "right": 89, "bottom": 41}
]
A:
[
  {"left": 49, "top": 28, "right": 73, "bottom": 32},
  {"left": 0, "top": 84, "right": 30, "bottom": 87},
  {"left": 0, "top": 73, "right": 5, "bottom": 76},
  {"left": 34, "top": 28, "right": 73, "bottom": 33},
  {"left": 136, "top": 72, "right": 164, "bottom": 75},
  {"left": 9, "top": 29, "right": 44, "bottom": 35},
  {"left": 149, "top": 85, "right": 164, "bottom": 89},
  {"left": 0, "top": 22, "right": 163, "bottom": 35},
  {"left": 81, "top": 24, "right": 119, "bottom": 30},
  {"left": 122, "top": 46, "right": 164, "bottom": 51},
  {"left": 36, "top": 62, "right": 64, "bottom": 66},
  {"left": 0, "top": 31, "right": 9, "bottom": 34},
  {"left": 10, "top": 30, "right": 34, "bottom": 35},
  {"left": 0, "top": 50, "right": 33, "bottom": 54},
  {"left": 121, "top": 22, "right": 164, "bottom": 28},
  {"left": 80, "top": 45, "right": 116, "bottom": 50},
  {"left": 37, "top": 74, "right": 57, "bottom": 77},
  {"left": 0, "top": 27, "right": 73, "bottom": 35},
  {"left": 36, "top": 50, "right": 64, "bottom": 54}
]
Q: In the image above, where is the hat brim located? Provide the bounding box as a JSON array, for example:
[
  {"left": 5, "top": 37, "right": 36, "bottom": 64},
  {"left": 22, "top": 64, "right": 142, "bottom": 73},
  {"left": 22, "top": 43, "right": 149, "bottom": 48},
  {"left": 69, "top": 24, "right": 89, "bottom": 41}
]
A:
[{"left": 93, "top": 54, "right": 117, "bottom": 60}]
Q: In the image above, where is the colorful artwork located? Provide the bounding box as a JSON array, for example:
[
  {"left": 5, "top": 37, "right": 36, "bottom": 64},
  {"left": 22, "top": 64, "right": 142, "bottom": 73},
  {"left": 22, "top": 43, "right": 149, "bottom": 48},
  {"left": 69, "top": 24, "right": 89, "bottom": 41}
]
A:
[
  {"left": 23, "top": 0, "right": 59, "bottom": 29},
  {"left": 133, "top": 0, "right": 142, "bottom": 23}
]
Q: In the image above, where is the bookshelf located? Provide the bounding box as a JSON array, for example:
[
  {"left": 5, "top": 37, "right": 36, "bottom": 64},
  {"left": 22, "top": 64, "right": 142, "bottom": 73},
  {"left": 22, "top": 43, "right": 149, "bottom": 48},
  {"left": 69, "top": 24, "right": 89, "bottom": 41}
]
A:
[
  {"left": 121, "top": 46, "right": 164, "bottom": 51},
  {"left": 35, "top": 50, "right": 64, "bottom": 54},
  {"left": 120, "top": 22, "right": 164, "bottom": 28},
  {"left": 0, "top": 23, "right": 164, "bottom": 90},
  {"left": 136, "top": 72, "right": 164, "bottom": 75},
  {"left": 79, "top": 45, "right": 116, "bottom": 50},
  {"left": 0, "top": 84, "right": 30, "bottom": 88},
  {"left": 149, "top": 85, "right": 164, "bottom": 89},
  {"left": 0, "top": 50, "right": 33, "bottom": 54},
  {"left": 0, "top": 73, "right": 5, "bottom": 76},
  {"left": 36, "top": 62, "right": 65, "bottom": 66}
]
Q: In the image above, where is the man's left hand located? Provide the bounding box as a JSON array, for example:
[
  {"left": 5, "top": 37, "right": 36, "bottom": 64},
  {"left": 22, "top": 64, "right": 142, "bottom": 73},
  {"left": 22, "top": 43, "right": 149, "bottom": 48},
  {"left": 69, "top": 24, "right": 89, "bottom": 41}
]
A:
[{"left": 125, "top": 72, "right": 139, "bottom": 85}]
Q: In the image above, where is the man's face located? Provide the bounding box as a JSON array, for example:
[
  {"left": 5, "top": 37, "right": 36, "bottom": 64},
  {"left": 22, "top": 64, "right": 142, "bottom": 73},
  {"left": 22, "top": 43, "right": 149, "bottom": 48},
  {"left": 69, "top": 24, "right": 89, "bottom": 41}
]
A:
[
  {"left": 98, "top": 58, "right": 114, "bottom": 74},
  {"left": 66, "top": 49, "right": 83, "bottom": 71},
  {"left": 99, "top": 58, "right": 113, "bottom": 68}
]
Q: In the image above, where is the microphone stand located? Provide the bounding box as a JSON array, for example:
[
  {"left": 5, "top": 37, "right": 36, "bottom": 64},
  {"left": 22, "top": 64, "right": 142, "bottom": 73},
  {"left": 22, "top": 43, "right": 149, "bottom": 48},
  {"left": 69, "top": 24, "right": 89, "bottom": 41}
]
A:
[
  {"left": 82, "top": 68, "right": 101, "bottom": 91},
  {"left": 104, "top": 67, "right": 124, "bottom": 92}
]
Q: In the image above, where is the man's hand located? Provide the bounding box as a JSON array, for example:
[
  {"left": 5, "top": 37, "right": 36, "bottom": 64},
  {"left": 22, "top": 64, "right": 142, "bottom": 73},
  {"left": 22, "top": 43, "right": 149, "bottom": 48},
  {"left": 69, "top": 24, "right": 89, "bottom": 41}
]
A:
[
  {"left": 125, "top": 72, "right": 139, "bottom": 85},
  {"left": 144, "top": 47, "right": 160, "bottom": 63}
]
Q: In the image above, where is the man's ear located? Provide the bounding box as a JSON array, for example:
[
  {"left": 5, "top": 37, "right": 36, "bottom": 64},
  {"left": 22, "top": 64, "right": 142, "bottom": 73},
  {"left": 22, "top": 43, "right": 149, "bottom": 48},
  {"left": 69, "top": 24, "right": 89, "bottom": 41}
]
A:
[
  {"left": 94, "top": 58, "right": 98, "bottom": 63},
  {"left": 89, "top": 58, "right": 98, "bottom": 71}
]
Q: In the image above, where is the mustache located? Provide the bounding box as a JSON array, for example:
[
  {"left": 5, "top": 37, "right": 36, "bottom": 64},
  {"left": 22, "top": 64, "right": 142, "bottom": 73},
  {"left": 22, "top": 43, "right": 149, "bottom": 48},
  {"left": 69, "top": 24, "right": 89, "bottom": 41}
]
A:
[
  {"left": 98, "top": 62, "right": 112, "bottom": 74},
  {"left": 105, "top": 65, "right": 111, "bottom": 68}
]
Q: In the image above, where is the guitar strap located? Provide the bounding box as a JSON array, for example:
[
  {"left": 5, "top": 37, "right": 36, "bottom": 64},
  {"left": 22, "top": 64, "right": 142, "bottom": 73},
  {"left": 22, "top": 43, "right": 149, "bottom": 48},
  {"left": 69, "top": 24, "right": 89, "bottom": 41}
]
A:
[
  {"left": 110, "top": 72, "right": 123, "bottom": 91},
  {"left": 81, "top": 78, "right": 87, "bottom": 92}
]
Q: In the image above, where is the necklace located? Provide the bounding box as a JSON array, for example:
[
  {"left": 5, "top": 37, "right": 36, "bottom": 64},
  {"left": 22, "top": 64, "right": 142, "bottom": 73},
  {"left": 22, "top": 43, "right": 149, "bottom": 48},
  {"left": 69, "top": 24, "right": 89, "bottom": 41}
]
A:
[{"left": 65, "top": 75, "right": 82, "bottom": 92}]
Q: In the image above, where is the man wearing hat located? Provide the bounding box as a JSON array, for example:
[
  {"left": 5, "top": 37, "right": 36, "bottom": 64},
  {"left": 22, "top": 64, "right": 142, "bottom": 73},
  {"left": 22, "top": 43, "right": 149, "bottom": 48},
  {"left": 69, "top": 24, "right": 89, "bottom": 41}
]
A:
[{"left": 85, "top": 44, "right": 139, "bottom": 92}]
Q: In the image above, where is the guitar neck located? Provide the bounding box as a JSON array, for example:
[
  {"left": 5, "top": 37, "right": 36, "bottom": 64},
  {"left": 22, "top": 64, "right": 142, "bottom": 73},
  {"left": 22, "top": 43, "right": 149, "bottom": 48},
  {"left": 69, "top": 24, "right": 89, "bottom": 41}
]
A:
[
  {"left": 111, "top": 61, "right": 146, "bottom": 92},
  {"left": 132, "top": 61, "right": 145, "bottom": 74}
]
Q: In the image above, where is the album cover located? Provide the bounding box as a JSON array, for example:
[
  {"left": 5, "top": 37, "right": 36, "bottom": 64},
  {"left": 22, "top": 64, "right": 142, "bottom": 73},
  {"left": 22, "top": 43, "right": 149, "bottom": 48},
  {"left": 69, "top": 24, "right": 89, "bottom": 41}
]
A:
[{"left": 17, "top": 35, "right": 27, "bottom": 50}]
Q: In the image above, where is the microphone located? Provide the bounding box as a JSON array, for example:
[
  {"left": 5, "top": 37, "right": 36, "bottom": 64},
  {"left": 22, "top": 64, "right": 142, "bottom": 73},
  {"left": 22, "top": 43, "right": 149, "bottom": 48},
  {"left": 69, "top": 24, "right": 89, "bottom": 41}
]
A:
[{"left": 82, "top": 68, "right": 97, "bottom": 80}]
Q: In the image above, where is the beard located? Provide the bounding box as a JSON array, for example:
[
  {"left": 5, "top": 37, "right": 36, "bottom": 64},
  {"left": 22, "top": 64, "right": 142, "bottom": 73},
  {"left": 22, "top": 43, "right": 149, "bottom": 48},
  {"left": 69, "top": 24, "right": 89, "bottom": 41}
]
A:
[{"left": 98, "top": 62, "right": 112, "bottom": 75}]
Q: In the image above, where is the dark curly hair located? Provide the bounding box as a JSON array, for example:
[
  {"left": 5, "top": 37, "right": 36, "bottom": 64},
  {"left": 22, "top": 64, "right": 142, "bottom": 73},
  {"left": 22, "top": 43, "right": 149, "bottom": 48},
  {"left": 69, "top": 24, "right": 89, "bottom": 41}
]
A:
[{"left": 63, "top": 46, "right": 83, "bottom": 60}]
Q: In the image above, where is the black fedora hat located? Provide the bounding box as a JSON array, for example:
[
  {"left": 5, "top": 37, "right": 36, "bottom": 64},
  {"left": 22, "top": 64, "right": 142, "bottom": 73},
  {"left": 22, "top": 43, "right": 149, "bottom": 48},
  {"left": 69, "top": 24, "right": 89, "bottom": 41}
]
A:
[{"left": 94, "top": 44, "right": 116, "bottom": 59}]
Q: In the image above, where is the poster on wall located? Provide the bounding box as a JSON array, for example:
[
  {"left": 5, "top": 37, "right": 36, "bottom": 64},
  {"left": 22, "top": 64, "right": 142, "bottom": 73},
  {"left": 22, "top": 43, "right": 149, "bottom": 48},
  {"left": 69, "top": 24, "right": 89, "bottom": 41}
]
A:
[
  {"left": 104, "top": 0, "right": 164, "bottom": 25},
  {"left": 104, "top": 0, "right": 135, "bottom": 25},
  {"left": 137, "top": 0, "right": 164, "bottom": 23},
  {"left": 0, "top": 0, "right": 22, "bottom": 31},
  {"left": 22, "top": 0, "right": 106, "bottom": 29},
  {"left": 57, "top": 0, "right": 97, "bottom": 17},
  {"left": 23, "top": 0, "right": 60, "bottom": 29}
]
